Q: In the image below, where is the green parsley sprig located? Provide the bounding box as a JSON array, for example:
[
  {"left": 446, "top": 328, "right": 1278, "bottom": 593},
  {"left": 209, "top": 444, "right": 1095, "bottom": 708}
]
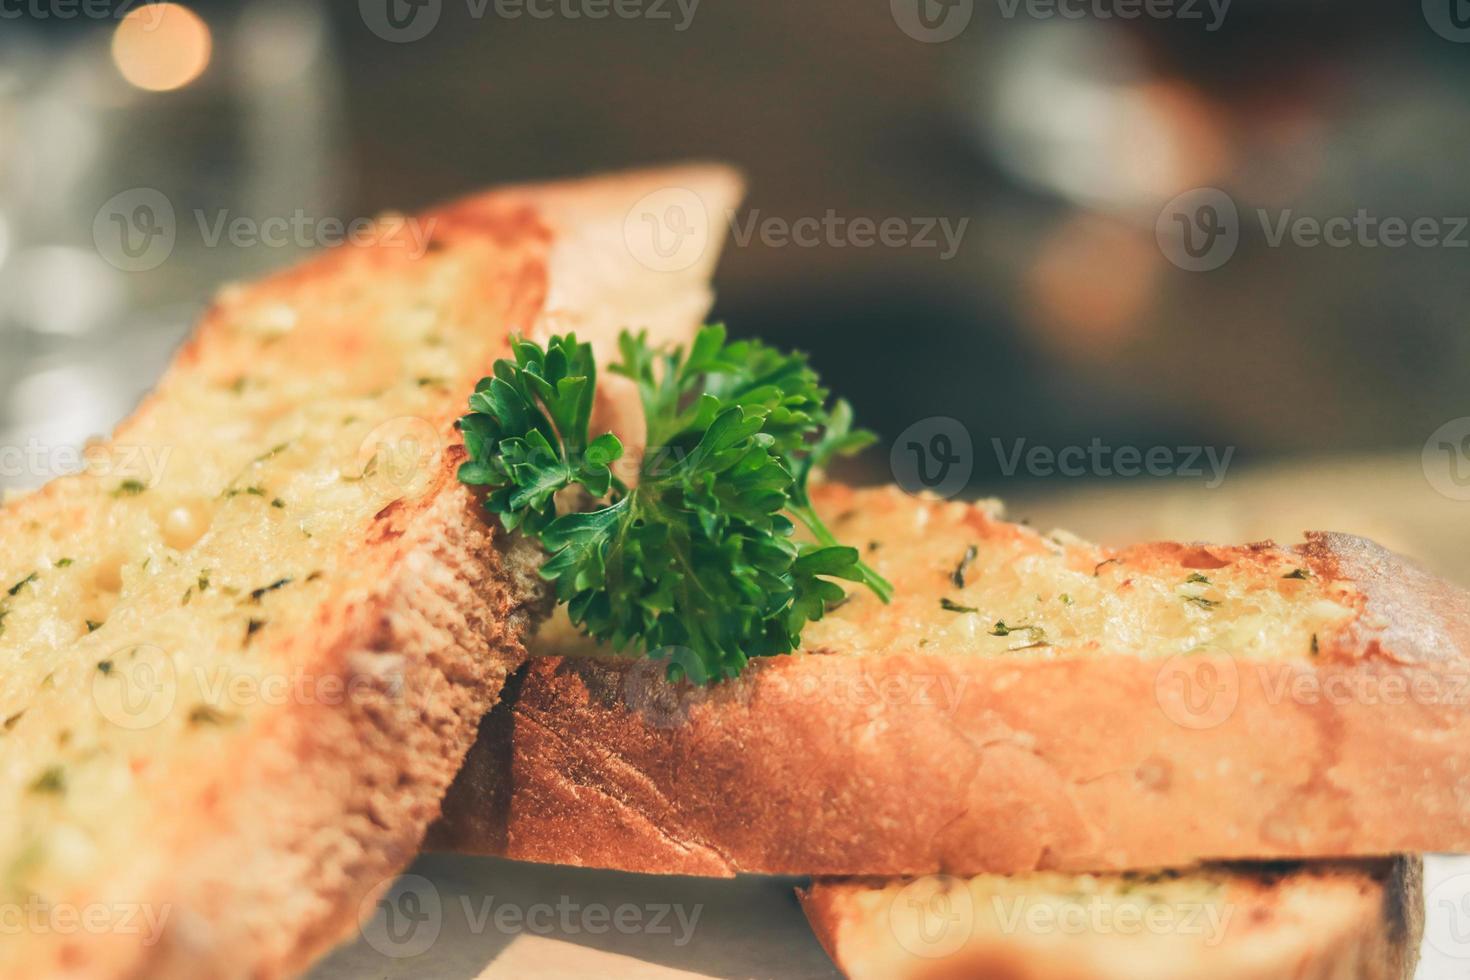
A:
[{"left": 457, "top": 325, "right": 892, "bottom": 682}]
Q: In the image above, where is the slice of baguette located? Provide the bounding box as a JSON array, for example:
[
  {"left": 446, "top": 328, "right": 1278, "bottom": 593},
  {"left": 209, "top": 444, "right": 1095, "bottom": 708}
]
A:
[
  {"left": 433, "top": 482, "right": 1470, "bottom": 876},
  {"left": 0, "top": 164, "right": 741, "bottom": 979},
  {"left": 799, "top": 858, "right": 1423, "bottom": 980}
]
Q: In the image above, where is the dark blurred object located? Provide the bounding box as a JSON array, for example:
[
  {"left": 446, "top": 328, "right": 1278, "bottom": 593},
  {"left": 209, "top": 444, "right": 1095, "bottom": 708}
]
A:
[
  {"left": 2, "top": 0, "right": 1469, "bottom": 499},
  {"left": 0, "top": 1, "right": 344, "bottom": 486}
]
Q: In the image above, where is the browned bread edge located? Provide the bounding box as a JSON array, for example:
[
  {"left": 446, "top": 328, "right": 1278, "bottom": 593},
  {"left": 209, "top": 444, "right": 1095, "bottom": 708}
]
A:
[
  {"left": 432, "top": 484, "right": 1470, "bottom": 876},
  {"left": 798, "top": 856, "right": 1424, "bottom": 980}
]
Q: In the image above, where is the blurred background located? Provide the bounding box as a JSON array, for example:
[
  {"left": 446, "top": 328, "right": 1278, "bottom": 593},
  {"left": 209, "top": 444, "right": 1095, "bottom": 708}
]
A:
[{"left": 3, "top": 0, "right": 1470, "bottom": 579}]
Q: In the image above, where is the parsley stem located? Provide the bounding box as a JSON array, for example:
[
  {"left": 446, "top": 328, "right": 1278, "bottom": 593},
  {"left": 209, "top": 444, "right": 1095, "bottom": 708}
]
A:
[{"left": 787, "top": 501, "right": 895, "bottom": 604}]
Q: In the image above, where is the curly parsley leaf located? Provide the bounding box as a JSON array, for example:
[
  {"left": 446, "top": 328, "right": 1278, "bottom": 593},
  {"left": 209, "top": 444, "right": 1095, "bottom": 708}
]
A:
[{"left": 459, "top": 325, "right": 892, "bottom": 682}]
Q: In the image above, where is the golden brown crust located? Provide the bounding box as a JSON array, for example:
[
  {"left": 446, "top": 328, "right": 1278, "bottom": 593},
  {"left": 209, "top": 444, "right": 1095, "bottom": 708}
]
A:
[
  {"left": 434, "top": 485, "right": 1470, "bottom": 877},
  {"left": 3, "top": 164, "right": 743, "bottom": 978},
  {"left": 127, "top": 474, "right": 546, "bottom": 979},
  {"left": 799, "top": 857, "right": 1424, "bottom": 980}
]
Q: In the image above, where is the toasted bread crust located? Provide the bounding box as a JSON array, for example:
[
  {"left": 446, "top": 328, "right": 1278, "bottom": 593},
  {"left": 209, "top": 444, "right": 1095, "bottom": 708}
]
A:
[
  {"left": 433, "top": 484, "right": 1470, "bottom": 876},
  {"left": 3, "top": 165, "right": 742, "bottom": 978},
  {"left": 798, "top": 857, "right": 1424, "bottom": 980}
]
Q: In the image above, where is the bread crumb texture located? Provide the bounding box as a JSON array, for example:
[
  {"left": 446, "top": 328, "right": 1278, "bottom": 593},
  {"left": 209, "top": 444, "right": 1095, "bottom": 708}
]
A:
[
  {"left": 804, "top": 857, "right": 1420, "bottom": 980},
  {"left": 0, "top": 218, "right": 536, "bottom": 958},
  {"left": 800, "top": 485, "right": 1358, "bottom": 662}
]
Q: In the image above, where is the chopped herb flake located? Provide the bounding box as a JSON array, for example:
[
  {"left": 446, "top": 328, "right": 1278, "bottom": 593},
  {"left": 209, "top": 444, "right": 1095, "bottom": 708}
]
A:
[
  {"left": 951, "top": 545, "right": 978, "bottom": 589},
  {"left": 188, "top": 705, "right": 238, "bottom": 727},
  {"left": 28, "top": 766, "right": 65, "bottom": 795},
  {"left": 249, "top": 578, "right": 293, "bottom": 603},
  {"left": 990, "top": 620, "right": 1049, "bottom": 649}
]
